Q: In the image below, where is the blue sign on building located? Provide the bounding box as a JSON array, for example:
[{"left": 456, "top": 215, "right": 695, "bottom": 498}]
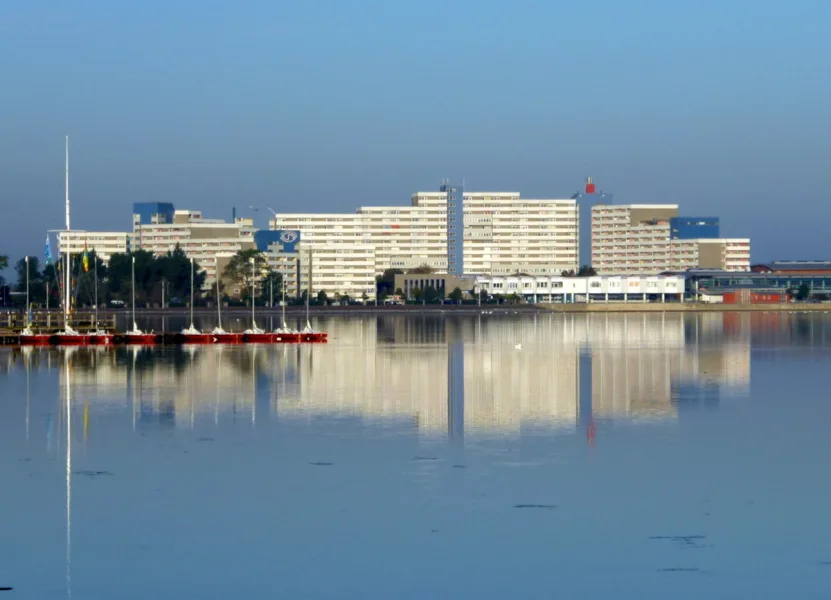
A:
[
  {"left": 276, "top": 230, "right": 300, "bottom": 253},
  {"left": 255, "top": 230, "right": 301, "bottom": 253}
]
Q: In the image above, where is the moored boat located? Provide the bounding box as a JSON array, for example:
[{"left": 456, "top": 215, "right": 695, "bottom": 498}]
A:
[
  {"left": 52, "top": 327, "right": 92, "bottom": 346},
  {"left": 178, "top": 259, "right": 213, "bottom": 344},
  {"left": 273, "top": 329, "right": 300, "bottom": 343},
  {"left": 212, "top": 331, "right": 243, "bottom": 344},
  {"left": 19, "top": 327, "right": 52, "bottom": 346},
  {"left": 243, "top": 328, "right": 274, "bottom": 343},
  {"left": 89, "top": 330, "right": 113, "bottom": 345},
  {"left": 120, "top": 328, "right": 158, "bottom": 345}
]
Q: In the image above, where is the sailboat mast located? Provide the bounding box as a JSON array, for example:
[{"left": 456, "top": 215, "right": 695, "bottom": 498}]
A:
[
  {"left": 64, "top": 136, "right": 71, "bottom": 328},
  {"left": 250, "top": 257, "right": 256, "bottom": 330},
  {"left": 190, "top": 257, "right": 195, "bottom": 328},
  {"left": 131, "top": 256, "right": 136, "bottom": 329},
  {"left": 281, "top": 277, "right": 286, "bottom": 328},
  {"left": 94, "top": 253, "right": 98, "bottom": 329},
  {"left": 216, "top": 273, "right": 222, "bottom": 330}
]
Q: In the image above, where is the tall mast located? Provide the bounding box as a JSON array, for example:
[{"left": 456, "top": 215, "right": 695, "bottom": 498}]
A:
[
  {"left": 64, "top": 136, "right": 71, "bottom": 329},
  {"left": 93, "top": 252, "right": 98, "bottom": 329},
  {"left": 189, "top": 257, "right": 195, "bottom": 329},
  {"left": 216, "top": 272, "right": 222, "bottom": 331},
  {"left": 131, "top": 256, "right": 136, "bottom": 330},
  {"left": 250, "top": 257, "right": 256, "bottom": 330}
]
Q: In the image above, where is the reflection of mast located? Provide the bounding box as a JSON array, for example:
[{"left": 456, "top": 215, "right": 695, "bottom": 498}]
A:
[
  {"left": 252, "top": 345, "right": 257, "bottom": 426},
  {"left": 63, "top": 349, "right": 73, "bottom": 599},
  {"left": 24, "top": 347, "right": 31, "bottom": 441}
]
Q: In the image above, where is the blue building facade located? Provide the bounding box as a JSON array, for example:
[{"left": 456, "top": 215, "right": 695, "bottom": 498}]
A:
[
  {"left": 670, "top": 217, "right": 720, "bottom": 240},
  {"left": 132, "top": 202, "right": 175, "bottom": 226},
  {"left": 441, "top": 181, "right": 464, "bottom": 276},
  {"left": 572, "top": 177, "right": 613, "bottom": 268}
]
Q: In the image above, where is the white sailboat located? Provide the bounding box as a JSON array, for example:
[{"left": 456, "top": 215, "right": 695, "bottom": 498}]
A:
[
  {"left": 123, "top": 256, "right": 157, "bottom": 343},
  {"left": 243, "top": 257, "right": 268, "bottom": 340},
  {"left": 180, "top": 258, "right": 210, "bottom": 342},
  {"left": 211, "top": 271, "right": 241, "bottom": 343},
  {"left": 53, "top": 137, "right": 87, "bottom": 344}
]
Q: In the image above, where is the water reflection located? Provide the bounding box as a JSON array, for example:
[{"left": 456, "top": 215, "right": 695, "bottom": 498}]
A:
[{"left": 3, "top": 312, "right": 809, "bottom": 441}]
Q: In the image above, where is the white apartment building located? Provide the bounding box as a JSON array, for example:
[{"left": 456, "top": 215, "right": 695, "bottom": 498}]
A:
[
  {"left": 669, "top": 238, "right": 751, "bottom": 272},
  {"left": 592, "top": 204, "right": 751, "bottom": 275},
  {"left": 131, "top": 211, "right": 256, "bottom": 287},
  {"left": 56, "top": 231, "right": 129, "bottom": 264},
  {"left": 592, "top": 204, "right": 678, "bottom": 275},
  {"left": 270, "top": 191, "right": 579, "bottom": 298}
]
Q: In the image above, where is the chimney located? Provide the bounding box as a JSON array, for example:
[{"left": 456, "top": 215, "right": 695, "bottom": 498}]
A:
[{"left": 585, "top": 177, "right": 596, "bottom": 194}]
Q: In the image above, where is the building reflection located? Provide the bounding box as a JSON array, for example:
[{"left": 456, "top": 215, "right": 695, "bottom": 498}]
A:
[{"left": 7, "top": 312, "right": 799, "bottom": 439}]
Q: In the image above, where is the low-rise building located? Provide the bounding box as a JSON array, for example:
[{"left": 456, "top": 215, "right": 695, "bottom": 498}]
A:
[{"left": 475, "top": 274, "right": 685, "bottom": 303}]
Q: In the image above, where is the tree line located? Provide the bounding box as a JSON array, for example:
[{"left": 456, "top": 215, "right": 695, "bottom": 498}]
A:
[{"left": 0, "top": 246, "right": 284, "bottom": 309}]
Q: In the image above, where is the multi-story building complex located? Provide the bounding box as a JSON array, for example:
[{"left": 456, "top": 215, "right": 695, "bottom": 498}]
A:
[
  {"left": 592, "top": 204, "right": 750, "bottom": 275},
  {"left": 591, "top": 204, "right": 679, "bottom": 274},
  {"left": 56, "top": 231, "right": 129, "bottom": 264},
  {"left": 269, "top": 188, "right": 579, "bottom": 298},
  {"left": 669, "top": 238, "right": 751, "bottom": 272},
  {"left": 131, "top": 203, "right": 256, "bottom": 287}
]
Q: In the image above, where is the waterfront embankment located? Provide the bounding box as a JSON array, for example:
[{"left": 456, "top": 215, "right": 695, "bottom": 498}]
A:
[{"left": 537, "top": 302, "right": 831, "bottom": 313}]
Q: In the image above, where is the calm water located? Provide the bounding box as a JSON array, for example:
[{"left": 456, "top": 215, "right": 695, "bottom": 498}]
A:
[{"left": 2, "top": 312, "right": 831, "bottom": 599}]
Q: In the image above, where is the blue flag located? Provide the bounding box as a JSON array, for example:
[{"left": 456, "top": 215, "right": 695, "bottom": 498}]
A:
[{"left": 45, "top": 234, "right": 53, "bottom": 266}]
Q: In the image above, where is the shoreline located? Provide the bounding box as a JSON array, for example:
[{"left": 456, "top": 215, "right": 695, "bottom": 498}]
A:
[{"left": 5, "top": 302, "right": 831, "bottom": 319}]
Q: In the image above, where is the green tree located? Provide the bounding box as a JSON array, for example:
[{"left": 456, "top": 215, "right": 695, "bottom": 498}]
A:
[
  {"left": 577, "top": 265, "right": 598, "bottom": 277},
  {"left": 72, "top": 251, "right": 108, "bottom": 307},
  {"left": 423, "top": 285, "right": 440, "bottom": 303},
  {"left": 316, "top": 290, "right": 328, "bottom": 304},
  {"left": 376, "top": 268, "right": 403, "bottom": 298},
  {"left": 157, "top": 245, "right": 205, "bottom": 304},
  {"left": 223, "top": 249, "right": 269, "bottom": 302},
  {"left": 411, "top": 287, "right": 422, "bottom": 301},
  {"left": 449, "top": 287, "right": 464, "bottom": 303},
  {"left": 407, "top": 264, "right": 435, "bottom": 274},
  {"left": 0, "top": 254, "right": 8, "bottom": 286},
  {"left": 259, "top": 269, "right": 282, "bottom": 305},
  {"left": 394, "top": 287, "right": 404, "bottom": 298},
  {"left": 795, "top": 283, "right": 811, "bottom": 301},
  {"left": 14, "top": 257, "right": 48, "bottom": 305},
  {"left": 341, "top": 293, "right": 351, "bottom": 304}
]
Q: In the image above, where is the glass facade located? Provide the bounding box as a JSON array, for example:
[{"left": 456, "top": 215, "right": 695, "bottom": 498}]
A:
[
  {"left": 442, "top": 182, "right": 464, "bottom": 276},
  {"left": 690, "top": 273, "right": 831, "bottom": 292}
]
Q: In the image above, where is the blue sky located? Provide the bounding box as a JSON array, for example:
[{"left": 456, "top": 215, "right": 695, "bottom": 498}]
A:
[{"left": 2, "top": 0, "right": 831, "bottom": 267}]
